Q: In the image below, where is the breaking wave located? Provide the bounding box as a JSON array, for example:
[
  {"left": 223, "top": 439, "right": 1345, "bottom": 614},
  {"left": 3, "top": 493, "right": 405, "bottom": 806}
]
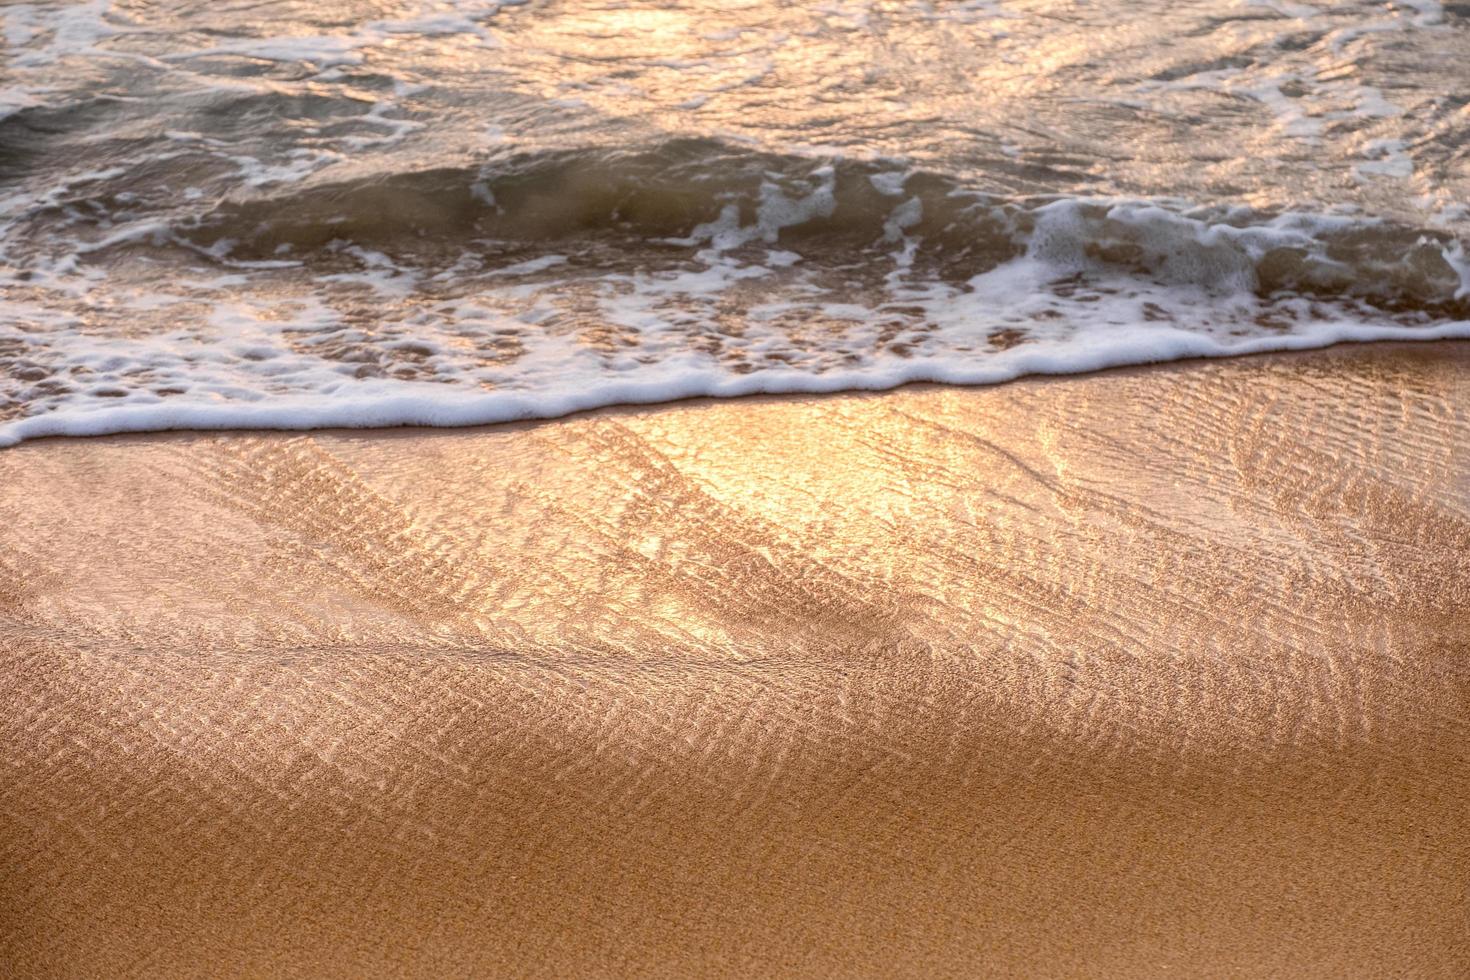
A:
[{"left": 2, "top": 143, "right": 1468, "bottom": 446}]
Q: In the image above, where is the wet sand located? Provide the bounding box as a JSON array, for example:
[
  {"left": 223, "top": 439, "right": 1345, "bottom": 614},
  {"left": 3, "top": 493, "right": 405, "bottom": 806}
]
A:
[{"left": 2, "top": 343, "right": 1468, "bottom": 978}]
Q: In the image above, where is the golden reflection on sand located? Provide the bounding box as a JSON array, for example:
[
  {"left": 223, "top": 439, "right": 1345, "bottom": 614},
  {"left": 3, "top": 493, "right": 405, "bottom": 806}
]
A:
[{"left": 2, "top": 344, "right": 1468, "bottom": 977}]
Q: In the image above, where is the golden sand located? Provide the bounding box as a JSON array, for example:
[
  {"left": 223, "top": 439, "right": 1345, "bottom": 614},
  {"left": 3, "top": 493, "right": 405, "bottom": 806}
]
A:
[{"left": 2, "top": 343, "right": 1468, "bottom": 977}]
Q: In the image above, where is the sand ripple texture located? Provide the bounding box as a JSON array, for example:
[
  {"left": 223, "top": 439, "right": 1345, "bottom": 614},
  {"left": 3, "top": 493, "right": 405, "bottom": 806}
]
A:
[{"left": 2, "top": 343, "right": 1469, "bottom": 978}]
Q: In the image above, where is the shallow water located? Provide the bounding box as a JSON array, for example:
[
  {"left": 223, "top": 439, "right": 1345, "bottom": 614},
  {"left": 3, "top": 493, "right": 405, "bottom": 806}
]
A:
[{"left": 1, "top": 0, "right": 1467, "bottom": 443}]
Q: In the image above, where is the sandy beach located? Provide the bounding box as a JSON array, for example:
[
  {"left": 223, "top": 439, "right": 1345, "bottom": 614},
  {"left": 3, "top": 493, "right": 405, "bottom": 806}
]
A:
[{"left": 2, "top": 342, "right": 1468, "bottom": 978}]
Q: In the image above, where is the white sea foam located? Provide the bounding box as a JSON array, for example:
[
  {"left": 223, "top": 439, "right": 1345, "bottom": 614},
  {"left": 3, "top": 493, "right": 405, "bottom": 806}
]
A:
[{"left": 3, "top": 318, "right": 1466, "bottom": 448}]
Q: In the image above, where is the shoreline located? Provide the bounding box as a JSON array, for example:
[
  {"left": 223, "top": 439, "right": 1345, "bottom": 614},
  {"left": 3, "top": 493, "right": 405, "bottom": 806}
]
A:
[{"left": 5, "top": 331, "right": 1470, "bottom": 449}]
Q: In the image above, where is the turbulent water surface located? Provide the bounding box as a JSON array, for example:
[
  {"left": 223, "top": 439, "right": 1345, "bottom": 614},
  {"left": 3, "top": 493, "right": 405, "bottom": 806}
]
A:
[{"left": 1, "top": 0, "right": 1468, "bottom": 443}]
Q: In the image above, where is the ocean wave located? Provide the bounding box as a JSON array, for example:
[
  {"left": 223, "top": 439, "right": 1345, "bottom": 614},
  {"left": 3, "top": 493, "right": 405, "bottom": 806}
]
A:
[
  {"left": 3, "top": 0, "right": 1469, "bottom": 446},
  {"left": 72, "top": 143, "right": 1470, "bottom": 314},
  {"left": 2, "top": 141, "right": 1467, "bottom": 446}
]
